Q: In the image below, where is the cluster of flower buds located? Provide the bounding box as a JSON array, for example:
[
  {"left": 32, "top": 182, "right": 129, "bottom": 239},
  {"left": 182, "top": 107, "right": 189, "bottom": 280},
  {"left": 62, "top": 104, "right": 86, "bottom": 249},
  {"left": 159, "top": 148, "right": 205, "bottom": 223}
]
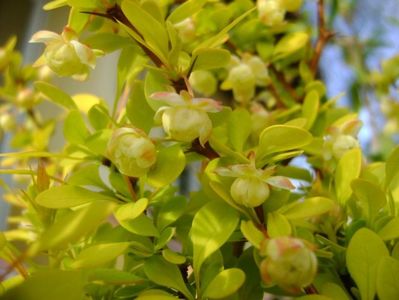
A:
[
  {"left": 259, "top": 237, "right": 317, "bottom": 293},
  {"left": 30, "top": 27, "right": 102, "bottom": 81},
  {"left": 257, "top": 0, "right": 303, "bottom": 26},
  {"left": 107, "top": 127, "right": 157, "bottom": 178},
  {"left": 216, "top": 163, "right": 293, "bottom": 207},
  {"left": 221, "top": 54, "right": 269, "bottom": 104},
  {"left": 323, "top": 115, "right": 362, "bottom": 160},
  {"left": 151, "top": 91, "right": 222, "bottom": 145}
]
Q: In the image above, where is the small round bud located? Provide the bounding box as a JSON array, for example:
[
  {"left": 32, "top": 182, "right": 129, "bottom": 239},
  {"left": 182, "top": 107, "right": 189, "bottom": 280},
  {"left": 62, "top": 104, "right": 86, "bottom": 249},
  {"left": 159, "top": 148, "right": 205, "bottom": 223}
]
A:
[
  {"left": 107, "top": 127, "right": 156, "bottom": 177},
  {"left": 189, "top": 70, "right": 217, "bottom": 96},
  {"left": 230, "top": 177, "right": 270, "bottom": 207},
  {"left": 162, "top": 107, "right": 212, "bottom": 144},
  {"left": 332, "top": 135, "right": 359, "bottom": 159},
  {"left": 16, "top": 88, "right": 37, "bottom": 108},
  {"left": 174, "top": 18, "right": 196, "bottom": 43},
  {"left": 0, "top": 114, "right": 16, "bottom": 131},
  {"left": 257, "top": 0, "right": 286, "bottom": 27},
  {"left": 260, "top": 237, "right": 317, "bottom": 292},
  {"left": 227, "top": 63, "right": 256, "bottom": 103}
]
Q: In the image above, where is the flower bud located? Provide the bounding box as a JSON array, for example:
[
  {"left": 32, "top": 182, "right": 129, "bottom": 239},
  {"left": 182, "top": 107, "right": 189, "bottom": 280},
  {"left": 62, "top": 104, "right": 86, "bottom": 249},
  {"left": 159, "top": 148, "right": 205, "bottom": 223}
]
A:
[
  {"left": 230, "top": 177, "right": 270, "bottom": 207},
  {"left": 260, "top": 237, "right": 317, "bottom": 292},
  {"left": 332, "top": 135, "right": 359, "bottom": 159},
  {"left": 16, "top": 88, "right": 38, "bottom": 108},
  {"left": 223, "top": 63, "right": 256, "bottom": 103},
  {"left": 257, "top": 0, "right": 286, "bottom": 27},
  {"left": 30, "top": 28, "right": 99, "bottom": 80},
  {"left": 0, "top": 114, "right": 16, "bottom": 131},
  {"left": 107, "top": 127, "right": 156, "bottom": 177},
  {"left": 162, "top": 106, "right": 212, "bottom": 144},
  {"left": 174, "top": 18, "right": 196, "bottom": 43},
  {"left": 189, "top": 70, "right": 217, "bottom": 96}
]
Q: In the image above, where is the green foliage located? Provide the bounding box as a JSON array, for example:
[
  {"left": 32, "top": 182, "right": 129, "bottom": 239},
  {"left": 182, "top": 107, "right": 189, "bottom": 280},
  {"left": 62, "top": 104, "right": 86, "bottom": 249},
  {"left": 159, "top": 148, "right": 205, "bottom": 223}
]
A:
[{"left": 0, "top": 0, "right": 398, "bottom": 299}]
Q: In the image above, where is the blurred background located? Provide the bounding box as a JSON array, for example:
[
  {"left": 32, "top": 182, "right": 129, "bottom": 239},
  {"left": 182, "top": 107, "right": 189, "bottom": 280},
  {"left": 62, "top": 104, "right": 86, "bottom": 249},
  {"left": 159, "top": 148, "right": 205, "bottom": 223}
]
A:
[{"left": 0, "top": 0, "right": 399, "bottom": 229}]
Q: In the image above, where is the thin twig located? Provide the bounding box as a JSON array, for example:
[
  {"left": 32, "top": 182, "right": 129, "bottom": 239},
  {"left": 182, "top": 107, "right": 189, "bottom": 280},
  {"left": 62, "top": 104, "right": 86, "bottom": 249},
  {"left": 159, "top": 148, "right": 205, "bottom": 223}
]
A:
[
  {"left": 123, "top": 175, "right": 137, "bottom": 202},
  {"left": 309, "top": 0, "right": 334, "bottom": 76},
  {"left": 0, "top": 252, "right": 29, "bottom": 281},
  {"left": 188, "top": 139, "right": 219, "bottom": 160},
  {"left": 269, "top": 82, "right": 286, "bottom": 109},
  {"left": 269, "top": 65, "right": 300, "bottom": 102}
]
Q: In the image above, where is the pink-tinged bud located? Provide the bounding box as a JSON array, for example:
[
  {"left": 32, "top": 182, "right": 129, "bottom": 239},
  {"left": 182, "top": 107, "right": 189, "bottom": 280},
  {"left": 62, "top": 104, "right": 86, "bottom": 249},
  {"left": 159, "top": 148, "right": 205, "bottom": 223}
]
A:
[
  {"left": 30, "top": 28, "right": 100, "bottom": 81},
  {"left": 260, "top": 237, "right": 317, "bottom": 292},
  {"left": 107, "top": 127, "right": 156, "bottom": 177},
  {"left": 162, "top": 107, "right": 212, "bottom": 144},
  {"left": 230, "top": 177, "right": 270, "bottom": 207},
  {"left": 16, "top": 88, "right": 38, "bottom": 108}
]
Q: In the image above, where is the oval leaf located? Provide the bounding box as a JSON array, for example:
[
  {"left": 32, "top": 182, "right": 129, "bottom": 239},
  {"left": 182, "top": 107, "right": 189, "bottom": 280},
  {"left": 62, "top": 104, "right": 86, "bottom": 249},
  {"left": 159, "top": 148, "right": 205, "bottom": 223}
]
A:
[
  {"left": 36, "top": 185, "right": 116, "bottom": 208},
  {"left": 280, "top": 197, "right": 334, "bottom": 220},
  {"left": 29, "top": 201, "right": 116, "bottom": 255},
  {"left": 35, "top": 81, "right": 77, "bottom": 110},
  {"left": 147, "top": 144, "right": 186, "bottom": 188},
  {"left": 267, "top": 212, "right": 292, "bottom": 237},
  {"left": 377, "top": 256, "right": 399, "bottom": 300},
  {"left": 115, "top": 198, "right": 148, "bottom": 222},
  {"left": 71, "top": 243, "right": 129, "bottom": 268},
  {"left": 378, "top": 217, "right": 399, "bottom": 241},
  {"left": 191, "top": 201, "right": 239, "bottom": 279},
  {"left": 335, "top": 148, "right": 362, "bottom": 204},
  {"left": 144, "top": 256, "right": 193, "bottom": 300},
  {"left": 346, "top": 228, "right": 389, "bottom": 300},
  {"left": 203, "top": 268, "right": 245, "bottom": 299},
  {"left": 240, "top": 220, "right": 264, "bottom": 249},
  {"left": 257, "top": 125, "right": 312, "bottom": 160}
]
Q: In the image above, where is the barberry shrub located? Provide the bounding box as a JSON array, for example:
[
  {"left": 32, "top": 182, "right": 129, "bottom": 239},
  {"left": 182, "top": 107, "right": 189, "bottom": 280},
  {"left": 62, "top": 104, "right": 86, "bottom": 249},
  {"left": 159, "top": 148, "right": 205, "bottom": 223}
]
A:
[{"left": 0, "top": 0, "right": 399, "bottom": 299}]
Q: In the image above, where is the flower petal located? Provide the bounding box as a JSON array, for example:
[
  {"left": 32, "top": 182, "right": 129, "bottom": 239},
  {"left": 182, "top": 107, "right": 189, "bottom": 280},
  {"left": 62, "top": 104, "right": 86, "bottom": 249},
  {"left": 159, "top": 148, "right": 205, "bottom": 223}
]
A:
[
  {"left": 30, "top": 30, "right": 61, "bottom": 44},
  {"left": 266, "top": 176, "right": 295, "bottom": 190},
  {"left": 150, "top": 92, "right": 185, "bottom": 107},
  {"left": 70, "top": 40, "right": 96, "bottom": 68},
  {"left": 191, "top": 98, "right": 223, "bottom": 112}
]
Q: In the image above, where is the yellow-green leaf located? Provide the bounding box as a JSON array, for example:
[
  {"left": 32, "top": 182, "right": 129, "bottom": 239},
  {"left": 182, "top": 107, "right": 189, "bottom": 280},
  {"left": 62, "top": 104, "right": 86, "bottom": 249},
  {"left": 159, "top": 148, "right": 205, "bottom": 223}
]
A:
[
  {"left": 71, "top": 243, "right": 129, "bottom": 268},
  {"left": 203, "top": 268, "right": 245, "bottom": 299},
  {"left": 335, "top": 148, "right": 362, "bottom": 204},
  {"left": 267, "top": 212, "right": 291, "bottom": 237},
  {"left": 346, "top": 228, "right": 389, "bottom": 300},
  {"left": 35, "top": 185, "right": 116, "bottom": 209}
]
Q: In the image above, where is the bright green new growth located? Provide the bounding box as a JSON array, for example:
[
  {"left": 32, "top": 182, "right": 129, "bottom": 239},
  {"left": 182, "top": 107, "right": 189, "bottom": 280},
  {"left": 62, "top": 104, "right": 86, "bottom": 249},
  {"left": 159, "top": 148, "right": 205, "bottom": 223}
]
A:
[{"left": 0, "top": 0, "right": 398, "bottom": 299}]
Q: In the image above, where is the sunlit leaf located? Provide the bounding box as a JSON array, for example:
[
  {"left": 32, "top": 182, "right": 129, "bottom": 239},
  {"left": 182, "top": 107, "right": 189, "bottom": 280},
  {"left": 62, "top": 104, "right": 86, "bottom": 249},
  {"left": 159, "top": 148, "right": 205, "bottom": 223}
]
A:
[
  {"left": 203, "top": 268, "right": 245, "bottom": 299},
  {"left": 29, "top": 201, "right": 116, "bottom": 255},
  {"left": 147, "top": 144, "right": 186, "bottom": 188},
  {"left": 191, "top": 201, "right": 239, "bottom": 280},
  {"left": 144, "top": 256, "right": 193, "bottom": 300},
  {"left": 71, "top": 243, "right": 129, "bottom": 268},
  {"left": 336, "top": 148, "right": 362, "bottom": 203},
  {"left": 35, "top": 81, "right": 77, "bottom": 110},
  {"left": 377, "top": 256, "right": 399, "bottom": 300},
  {"left": 346, "top": 228, "right": 389, "bottom": 300},
  {"left": 35, "top": 185, "right": 116, "bottom": 208},
  {"left": 280, "top": 197, "right": 334, "bottom": 220}
]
